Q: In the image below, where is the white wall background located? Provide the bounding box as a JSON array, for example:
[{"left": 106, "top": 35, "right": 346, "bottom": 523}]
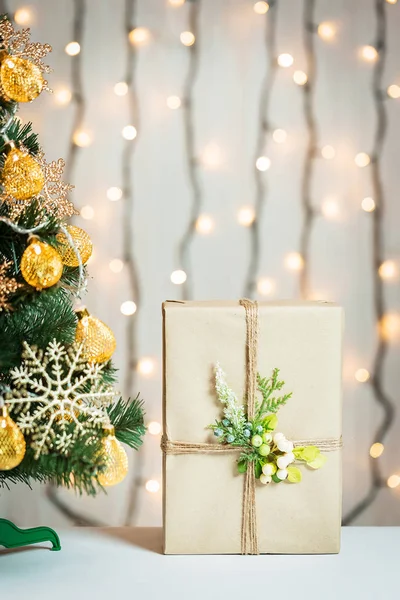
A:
[{"left": 0, "top": 0, "right": 399, "bottom": 527}]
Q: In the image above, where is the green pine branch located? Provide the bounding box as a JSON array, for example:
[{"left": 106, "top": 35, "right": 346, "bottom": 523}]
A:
[
  {"left": 255, "top": 369, "right": 292, "bottom": 419},
  {"left": 0, "top": 119, "right": 40, "bottom": 167},
  {"left": 108, "top": 395, "right": 146, "bottom": 450}
]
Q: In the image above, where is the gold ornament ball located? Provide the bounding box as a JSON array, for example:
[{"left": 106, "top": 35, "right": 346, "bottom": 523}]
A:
[
  {"left": 75, "top": 310, "right": 116, "bottom": 363},
  {"left": 98, "top": 428, "right": 128, "bottom": 487},
  {"left": 0, "top": 406, "right": 26, "bottom": 471},
  {"left": 21, "top": 240, "right": 63, "bottom": 289},
  {"left": 1, "top": 55, "right": 44, "bottom": 103},
  {"left": 2, "top": 148, "right": 45, "bottom": 200},
  {"left": 56, "top": 225, "right": 93, "bottom": 267}
]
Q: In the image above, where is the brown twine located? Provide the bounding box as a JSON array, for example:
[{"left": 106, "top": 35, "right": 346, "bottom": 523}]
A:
[{"left": 162, "top": 299, "right": 342, "bottom": 555}]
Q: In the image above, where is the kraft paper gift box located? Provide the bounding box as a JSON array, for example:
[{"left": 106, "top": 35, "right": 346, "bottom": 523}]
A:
[{"left": 162, "top": 300, "right": 343, "bottom": 555}]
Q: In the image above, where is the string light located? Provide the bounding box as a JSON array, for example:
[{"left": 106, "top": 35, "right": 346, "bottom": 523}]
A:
[
  {"left": 277, "top": 53, "right": 294, "bottom": 68},
  {"left": 387, "top": 475, "right": 400, "bottom": 489},
  {"left": 237, "top": 206, "right": 256, "bottom": 227},
  {"left": 370, "top": 443, "right": 384, "bottom": 458},
  {"left": 129, "top": 27, "right": 150, "bottom": 46},
  {"left": 167, "top": 95, "right": 182, "bottom": 109},
  {"left": 54, "top": 87, "right": 72, "bottom": 106},
  {"left": 120, "top": 301, "right": 137, "bottom": 316},
  {"left": 147, "top": 421, "right": 162, "bottom": 435},
  {"left": 355, "top": 152, "right": 370, "bottom": 167},
  {"left": 293, "top": 70, "right": 308, "bottom": 85},
  {"left": 107, "top": 187, "right": 123, "bottom": 202},
  {"left": 169, "top": 0, "right": 185, "bottom": 6},
  {"left": 14, "top": 7, "right": 34, "bottom": 26},
  {"left": 285, "top": 252, "right": 304, "bottom": 271},
  {"left": 378, "top": 260, "right": 398, "bottom": 281},
  {"left": 321, "top": 198, "right": 340, "bottom": 220},
  {"left": 321, "top": 145, "right": 335, "bottom": 159},
  {"left": 171, "top": 270, "right": 187, "bottom": 285},
  {"left": 272, "top": 128, "right": 287, "bottom": 143},
  {"left": 317, "top": 22, "right": 336, "bottom": 41},
  {"left": 355, "top": 368, "right": 370, "bottom": 383},
  {"left": 72, "top": 130, "right": 92, "bottom": 147},
  {"left": 387, "top": 84, "right": 400, "bottom": 99},
  {"left": 80, "top": 205, "right": 94, "bottom": 220},
  {"left": 109, "top": 259, "right": 124, "bottom": 273},
  {"left": 257, "top": 277, "right": 275, "bottom": 296},
  {"left": 114, "top": 82, "right": 128, "bottom": 96},
  {"left": 253, "top": 1, "right": 269, "bottom": 14},
  {"left": 379, "top": 312, "right": 400, "bottom": 342},
  {"left": 145, "top": 479, "right": 160, "bottom": 493},
  {"left": 386, "top": 0, "right": 397, "bottom": 5},
  {"left": 122, "top": 125, "right": 137, "bottom": 140},
  {"left": 65, "top": 41, "right": 81, "bottom": 56},
  {"left": 255, "top": 156, "right": 271, "bottom": 171},
  {"left": 180, "top": 31, "right": 195, "bottom": 46},
  {"left": 137, "top": 358, "right": 155, "bottom": 376},
  {"left": 361, "top": 197, "right": 376, "bottom": 212},
  {"left": 360, "top": 45, "right": 378, "bottom": 62},
  {"left": 195, "top": 214, "right": 214, "bottom": 234},
  {"left": 201, "top": 143, "right": 222, "bottom": 169}
]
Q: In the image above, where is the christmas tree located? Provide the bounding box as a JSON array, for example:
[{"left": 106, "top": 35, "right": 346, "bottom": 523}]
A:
[{"left": 0, "top": 16, "right": 145, "bottom": 496}]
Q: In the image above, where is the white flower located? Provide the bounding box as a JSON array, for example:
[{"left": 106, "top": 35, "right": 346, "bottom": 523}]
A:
[
  {"left": 274, "top": 432, "right": 285, "bottom": 444},
  {"left": 260, "top": 474, "right": 272, "bottom": 485},
  {"left": 276, "top": 468, "right": 288, "bottom": 480},
  {"left": 262, "top": 463, "right": 274, "bottom": 476}
]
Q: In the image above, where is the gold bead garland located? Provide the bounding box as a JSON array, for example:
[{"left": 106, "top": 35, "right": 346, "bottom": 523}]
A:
[
  {"left": 20, "top": 239, "right": 63, "bottom": 289},
  {"left": 75, "top": 308, "right": 116, "bottom": 363},
  {"left": 98, "top": 426, "right": 128, "bottom": 487},
  {"left": 0, "top": 55, "right": 44, "bottom": 103},
  {"left": 2, "top": 147, "right": 45, "bottom": 201},
  {"left": 0, "top": 405, "right": 26, "bottom": 471},
  {"left": 56, "top": 225, "right": 93, "bottom": 267}
]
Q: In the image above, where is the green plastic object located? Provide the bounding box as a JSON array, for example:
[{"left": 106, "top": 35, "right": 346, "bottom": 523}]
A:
[{"left": 0, "top": 518, "right": 61, "bottom": 551}]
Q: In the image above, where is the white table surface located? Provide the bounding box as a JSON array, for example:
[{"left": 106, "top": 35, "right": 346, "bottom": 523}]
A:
[{"left": 1, "top": 527, "right": 398, "bottom": 599}]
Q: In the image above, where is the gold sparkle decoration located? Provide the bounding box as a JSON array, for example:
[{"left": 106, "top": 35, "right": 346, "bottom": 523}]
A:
[
  {"left": 98, "top": 426, "right": 128, "bottom": 487},
  {"left": 0, "top": 17, "right": 52, "bottom": 74},
  {"left": 75, "top": 308, "right": 117, "bottom": 364},
  {"left": 0, "top": 55, "right": 44, "bottom": 102},
  {"left": 34, "top": 152, "right": 76, "bottom": 219},
  {"left": 20, "top": 239, "right": 63, "bottom": 289},
  {"left": 56, "top": 225, "right": 92, "bottom": 267},
  {"left": 2, "top": 147, "right": 45, "bottom": 200},
  {"left": 0, "top": 405, "right": 26, "bottom": 471},
  {"left": 0, "top": 260, "right": 21, "bottom": 311}
]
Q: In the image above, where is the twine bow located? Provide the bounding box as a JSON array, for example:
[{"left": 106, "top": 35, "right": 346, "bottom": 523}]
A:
[{"left": 161, "top": 299, "right": 342, "bottom": 555}]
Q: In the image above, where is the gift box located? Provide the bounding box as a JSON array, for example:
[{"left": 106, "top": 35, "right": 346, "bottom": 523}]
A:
[{"left": 162, "top": 300, "right": 343, "bottom": 555}]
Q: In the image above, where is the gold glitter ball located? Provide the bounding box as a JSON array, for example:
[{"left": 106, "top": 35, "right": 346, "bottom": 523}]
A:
[
  {"left": 0, "top": 55, "right": 44, "bottom": 102},
  {"left": 98, "top": 429, "right": 128, "bottom": 487},
  {"left": 0, "top": 406, "right": 26, "bottom": 471},
  {"left": 56, "top": 225, "right": 93, "bottom": 267},
  {"left": 75, "top": 311, "right": 116, "bottom": 363},
  {"left": 3, "top": 148, "right": 45, "bottom": 200},
  {"left": 21, "top": 240, "right": 63, "bottom": 289}
]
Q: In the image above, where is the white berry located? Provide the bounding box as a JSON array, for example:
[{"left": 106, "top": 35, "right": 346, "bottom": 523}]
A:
[
  {"left": 262, "top": 463, "right": 273, "bottom": 476},
  {"left": 285, "top": 441, "right": 294, "bottom": 452},
  {"left": 260, "top": 474, "right": 272, "bottom": 485},
  {"left": 285, "top": 451, "right": 295, "bottom": 464},
  {"left": 276, "top": 468, "right": 288, "bottom": 480},
  {"left": 274, "top": 432, "right": 285, "bottom": 444},
  {"left": 277, "top": 455, "right": 289, "bottom": 469},
  {"left": 277, "top": 439, "right": 290, "bottom": 452}
]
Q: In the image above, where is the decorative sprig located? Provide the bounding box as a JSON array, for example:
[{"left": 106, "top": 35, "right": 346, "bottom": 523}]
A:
[{"left": 208, "top": 364, "right": 326, "bottom": 485}]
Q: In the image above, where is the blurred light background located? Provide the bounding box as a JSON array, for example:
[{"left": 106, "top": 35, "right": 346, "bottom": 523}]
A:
[{"left": 0, "top": 0, "right": 399, "bottom": 527}]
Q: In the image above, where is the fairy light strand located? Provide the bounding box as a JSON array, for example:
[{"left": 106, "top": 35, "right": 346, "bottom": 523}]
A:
[
  {"left": 177, "top": 0, "right": 201, "bottom": 299},
  {"left": 343, "top": 0, "right": 396, "bottom": 525},
  {"left": 299, "top": 0, "right": 318, "bottom": 299},
  {"left": 243, "top": 0, "right": 278, "bottom": 297},
  {"left": 65, "top": 0, "right": 86, "bottom": 196},
  {"left": 122, "top": 0, "right": 143, "bottom": 526}
]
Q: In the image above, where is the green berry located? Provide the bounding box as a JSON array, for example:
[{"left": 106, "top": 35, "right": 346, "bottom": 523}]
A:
[
  {"left": 251, "top": 435, "right": 263, "bottom": 448},
  {"left": 262, "top": 432, "right": 272, "bottom": 444},
  {"left": 258, "top": 444, "right": 271, "bottom": 457}
]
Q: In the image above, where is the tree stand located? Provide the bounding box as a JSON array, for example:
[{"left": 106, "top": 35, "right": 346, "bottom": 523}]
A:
[{"left": 0, "top": 518, "right": 61, "bottom": 551}]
